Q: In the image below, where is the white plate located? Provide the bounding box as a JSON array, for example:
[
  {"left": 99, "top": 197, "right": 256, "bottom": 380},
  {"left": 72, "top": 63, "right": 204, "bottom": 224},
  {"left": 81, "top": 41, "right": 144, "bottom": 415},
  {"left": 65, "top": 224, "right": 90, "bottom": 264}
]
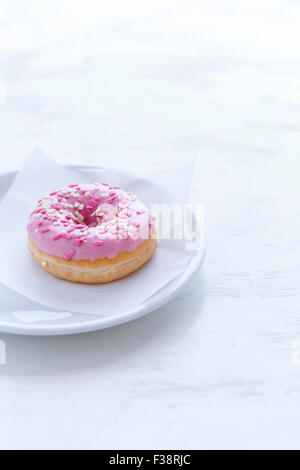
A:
[{"left": 0, "top": 166, "right": 206, "bottom": 336}]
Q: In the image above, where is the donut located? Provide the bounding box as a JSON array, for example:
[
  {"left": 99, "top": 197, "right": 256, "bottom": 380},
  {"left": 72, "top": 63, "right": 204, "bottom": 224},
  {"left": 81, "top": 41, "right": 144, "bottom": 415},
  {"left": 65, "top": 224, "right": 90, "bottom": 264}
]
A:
[{"left": 27, "top": 183, "right": 157, "bottom": 284}]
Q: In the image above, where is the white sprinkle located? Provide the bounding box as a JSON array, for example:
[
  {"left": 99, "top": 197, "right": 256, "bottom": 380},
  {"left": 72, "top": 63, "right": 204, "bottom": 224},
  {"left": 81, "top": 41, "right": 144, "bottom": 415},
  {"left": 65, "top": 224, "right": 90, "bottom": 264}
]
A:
[{"left": 35, "top": 228, "right": 39, "bottom": 234}]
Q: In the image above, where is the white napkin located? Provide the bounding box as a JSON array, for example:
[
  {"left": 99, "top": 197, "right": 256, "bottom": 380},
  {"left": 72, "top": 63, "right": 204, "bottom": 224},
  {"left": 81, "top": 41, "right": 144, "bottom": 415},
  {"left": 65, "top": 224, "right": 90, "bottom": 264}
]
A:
[{"left": 0, "top": 150, "right": 195, "bottom": 315}]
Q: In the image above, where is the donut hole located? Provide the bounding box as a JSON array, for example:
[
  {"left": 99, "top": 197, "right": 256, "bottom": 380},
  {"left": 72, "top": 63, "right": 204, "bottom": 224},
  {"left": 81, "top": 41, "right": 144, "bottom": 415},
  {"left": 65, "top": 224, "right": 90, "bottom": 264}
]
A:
[{"left": 76, "top": 201, "right": 118, "bottom": 227}]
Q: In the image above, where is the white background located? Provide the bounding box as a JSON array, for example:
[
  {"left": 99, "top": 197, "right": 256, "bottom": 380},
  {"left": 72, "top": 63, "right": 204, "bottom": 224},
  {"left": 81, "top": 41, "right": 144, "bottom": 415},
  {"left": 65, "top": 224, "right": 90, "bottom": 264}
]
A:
[{"left": 0, "top": 0, "right": 300, "bottom": 450}]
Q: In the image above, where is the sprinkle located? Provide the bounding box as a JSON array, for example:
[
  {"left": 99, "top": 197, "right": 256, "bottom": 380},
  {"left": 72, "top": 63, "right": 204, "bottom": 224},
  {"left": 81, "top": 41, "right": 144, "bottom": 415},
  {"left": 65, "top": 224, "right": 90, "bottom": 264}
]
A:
[
  {"left": 64, "top": 249, "right": 75, "bottom": 261},
  {"left": 34, "top": 228, "right": 39, "bottom": 234},
  {"left": 136, "top": 209, "right": 145, "bottom": 215},
  {"left": 75, "top": 237, "right": 87, "bottom": 246},
  {"left": 53, "top": 234, "right": 63, "bottom": 241},
  {"left": 41, "top": 261, "right": 47, "bottom": 268},
  {"left": 40, "top": 227, "right": 50, "bottom": 234},
  {"left": 107, "top": 197, "right": 116, "bottom": 204},
  {"left": 94, "top": 240, "right": 104, "bottom": 246},
  {"left": 63, "top": 233, "right": 73, "bottom": 240},
  {"left": 75, "top": 211, "right": 84, "bottom": 221}
]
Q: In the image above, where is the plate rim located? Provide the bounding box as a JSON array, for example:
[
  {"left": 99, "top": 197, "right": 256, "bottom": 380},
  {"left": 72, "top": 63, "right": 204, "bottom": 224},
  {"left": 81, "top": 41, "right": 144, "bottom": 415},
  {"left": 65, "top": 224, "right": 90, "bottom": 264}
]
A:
[{"left": 0, "top": 165, "right": 206, "bottom": 336}]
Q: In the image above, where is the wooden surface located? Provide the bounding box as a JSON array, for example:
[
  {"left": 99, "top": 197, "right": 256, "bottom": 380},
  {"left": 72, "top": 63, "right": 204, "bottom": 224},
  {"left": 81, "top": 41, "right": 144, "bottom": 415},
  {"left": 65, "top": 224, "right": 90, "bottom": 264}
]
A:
[{"left": 0, "top": 0, "right": 300, "bottom": 450}]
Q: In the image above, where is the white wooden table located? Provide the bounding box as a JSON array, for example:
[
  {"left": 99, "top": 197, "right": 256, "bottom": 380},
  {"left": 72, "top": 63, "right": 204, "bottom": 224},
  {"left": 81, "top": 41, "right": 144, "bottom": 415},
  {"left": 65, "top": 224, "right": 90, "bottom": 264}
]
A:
[{"left": 0, "top": 0, "right": 299, "bottom": 450}]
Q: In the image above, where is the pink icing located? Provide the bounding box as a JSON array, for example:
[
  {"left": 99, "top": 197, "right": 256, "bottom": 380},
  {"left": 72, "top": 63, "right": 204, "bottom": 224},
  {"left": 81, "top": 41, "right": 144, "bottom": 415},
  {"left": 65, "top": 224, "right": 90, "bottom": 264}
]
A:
[{"left": 27, "top": 183, "right": 152, "bottom": 261}]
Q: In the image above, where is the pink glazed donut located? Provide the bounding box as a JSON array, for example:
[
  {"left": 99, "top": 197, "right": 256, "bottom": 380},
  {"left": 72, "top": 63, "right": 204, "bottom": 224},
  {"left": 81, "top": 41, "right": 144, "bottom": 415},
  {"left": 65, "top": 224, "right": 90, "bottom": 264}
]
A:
[{"left": 27, "top": 183, "right": 157, "bottom": 284}]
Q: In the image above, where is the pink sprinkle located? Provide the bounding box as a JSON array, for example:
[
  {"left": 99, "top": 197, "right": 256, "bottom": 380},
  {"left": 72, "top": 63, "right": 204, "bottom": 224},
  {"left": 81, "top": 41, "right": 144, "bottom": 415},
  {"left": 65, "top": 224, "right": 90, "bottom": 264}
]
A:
[
  {"left": 64, "top": 250, "right": 75, "bottom": 261},
  {"left": 75, "top": 237, "right": 87, "bottom": 246},
  {"left": 94, "top": 240, "right": 104, "bottom": 246},
  {"left": 63, "top": 233, "right": 73, "bottom": 240},
  {"left": 102, "top": 182, "right": 109, "bottom": 186},
  {"left": 53, "top": 234, "right": 63, "bottom": 241},
  {"left": 40, "top": 227, "right": 50, "bottom": 234},
  {"left": 107, "top": 196, "right": 117, "bottom": 204},
  {"left": 136, "top": 210, "right": 145, "bottom": 215},
  {"left": 69, "top": 184, "right": 78, "bottom": 188},
  {"left": 113, "top": 186, "right": 120, "bottom": 189},
  {"left": 38, "top": 220, "right": 44, "bottom": 227},
  {"left": 50, "top": 191, "right": 57, "bottom": 196}
]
